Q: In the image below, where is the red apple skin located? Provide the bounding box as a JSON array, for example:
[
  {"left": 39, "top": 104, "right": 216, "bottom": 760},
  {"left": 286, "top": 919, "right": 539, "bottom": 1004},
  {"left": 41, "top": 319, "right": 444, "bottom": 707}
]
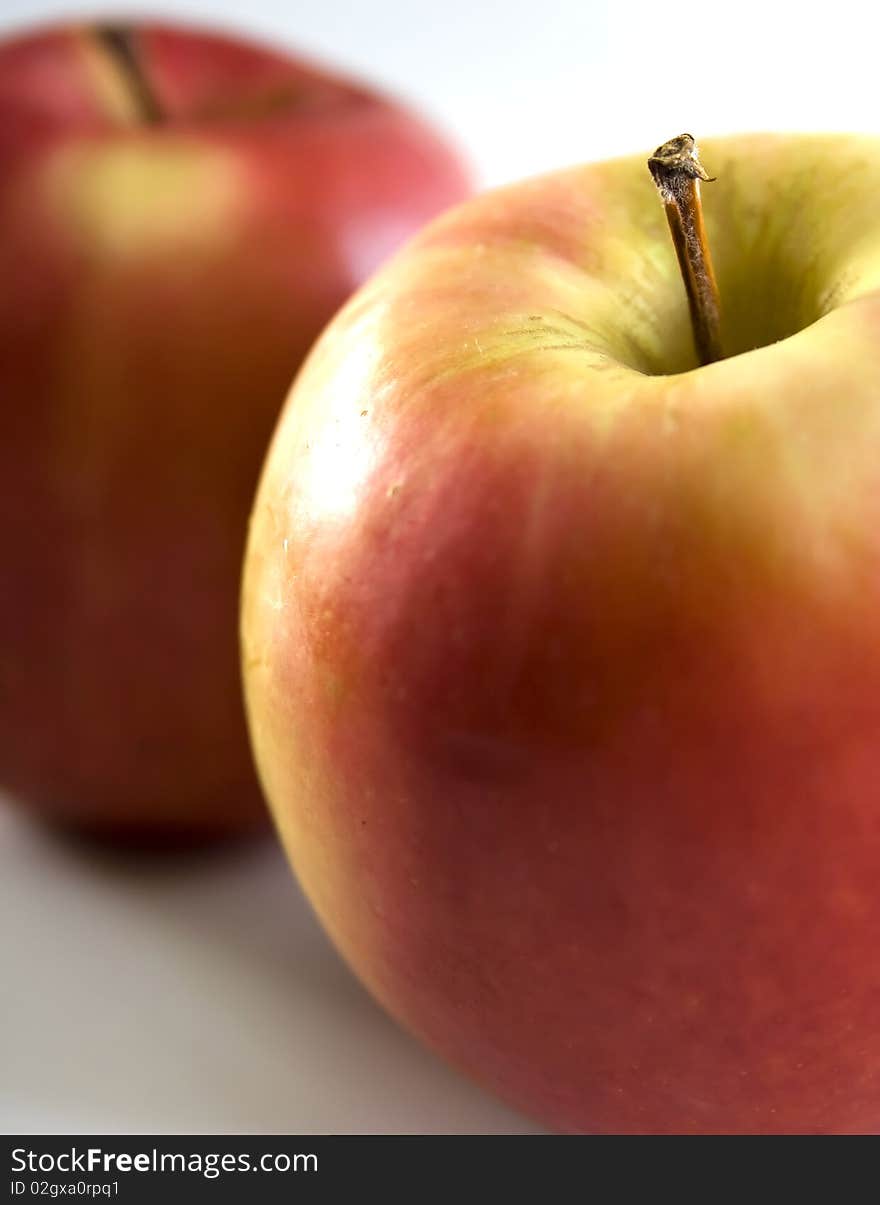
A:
[
  {"left": 0, "top": 22, "right": 469, "bottom": 840},
  {"left": 243, "top": 136, "right": 880, "bottom": 1131}
]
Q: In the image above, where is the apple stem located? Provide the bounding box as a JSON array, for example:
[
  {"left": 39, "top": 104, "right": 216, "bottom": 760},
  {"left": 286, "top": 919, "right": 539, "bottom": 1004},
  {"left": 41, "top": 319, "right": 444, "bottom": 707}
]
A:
[
  {"left": 90, "top": 25, "right": 164, "bottom": 125},
  {"left": 648, "top": 134, "right": 722, "bottom": 366}
]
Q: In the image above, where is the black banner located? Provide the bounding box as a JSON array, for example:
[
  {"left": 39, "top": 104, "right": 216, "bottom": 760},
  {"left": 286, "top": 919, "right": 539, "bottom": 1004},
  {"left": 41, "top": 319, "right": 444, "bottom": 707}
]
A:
[
  {"left": 2, "top": 1133, "right": 866, "bottom": 1202},
  {"left": 3, "top": 1132, "right": 872, "bottom": 1200},
  {"left": 0, "top": 1133, "right": 731, "bottom": 1201}
]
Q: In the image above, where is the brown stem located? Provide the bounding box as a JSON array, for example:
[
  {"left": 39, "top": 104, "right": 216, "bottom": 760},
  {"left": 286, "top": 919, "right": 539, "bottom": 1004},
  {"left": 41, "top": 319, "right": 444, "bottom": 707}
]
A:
[
  {"left": 89, "top": 24, "right": 164, "bottom": 125},
  {"left": 648, "top": 133, "right": 722, "bottom": 366}
]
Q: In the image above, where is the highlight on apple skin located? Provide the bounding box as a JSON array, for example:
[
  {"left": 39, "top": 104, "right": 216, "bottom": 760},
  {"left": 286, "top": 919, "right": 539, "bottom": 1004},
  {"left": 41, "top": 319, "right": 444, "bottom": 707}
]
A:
[
  {"left": 0, "top": 21, "right": 470, "bottom": 841},
  {"left": 242, "top": 134, "right": 880, "bottom": 1133}
]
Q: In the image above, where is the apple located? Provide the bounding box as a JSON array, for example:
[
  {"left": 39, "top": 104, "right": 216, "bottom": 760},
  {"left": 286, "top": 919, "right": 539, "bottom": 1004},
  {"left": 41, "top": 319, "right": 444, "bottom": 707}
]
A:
[
  {"left": 242, "top": 133, "right": 880, "bottom": 1133},
  {"left": 0, "top": 21, "right": 469, "bottom": 840}
]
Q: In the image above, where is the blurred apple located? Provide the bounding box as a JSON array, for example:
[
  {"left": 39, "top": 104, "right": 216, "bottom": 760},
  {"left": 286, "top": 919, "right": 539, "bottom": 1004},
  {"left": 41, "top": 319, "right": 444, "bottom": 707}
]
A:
[
  {"left": 242, "top": 134, "right": 880, "bottom": 1132},
  {"left": 0, "top": 20, "right": 469, "bottom": 840}
]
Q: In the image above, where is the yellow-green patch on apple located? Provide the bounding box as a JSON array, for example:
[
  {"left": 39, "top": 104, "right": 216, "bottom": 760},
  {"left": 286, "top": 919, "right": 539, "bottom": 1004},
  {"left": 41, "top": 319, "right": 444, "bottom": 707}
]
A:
[{"left": 44, "top": 142, "right": 244, "bottom": 260}]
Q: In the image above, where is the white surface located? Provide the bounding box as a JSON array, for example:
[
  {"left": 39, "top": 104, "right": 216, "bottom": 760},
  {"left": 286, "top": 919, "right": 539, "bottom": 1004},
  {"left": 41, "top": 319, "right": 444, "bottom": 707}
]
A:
[
  {"left": 1, "top": 0, "right": 878, "bottom": 1136},
  {"left": 0, "top": 807, "right": 539, "bottom": 1134}
]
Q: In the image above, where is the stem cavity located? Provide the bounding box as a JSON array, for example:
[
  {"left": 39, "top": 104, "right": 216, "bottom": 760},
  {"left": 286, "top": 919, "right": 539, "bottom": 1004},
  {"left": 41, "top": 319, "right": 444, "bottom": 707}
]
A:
[{"left": 648, "top": 133, "right": 722, "bottom": 366}]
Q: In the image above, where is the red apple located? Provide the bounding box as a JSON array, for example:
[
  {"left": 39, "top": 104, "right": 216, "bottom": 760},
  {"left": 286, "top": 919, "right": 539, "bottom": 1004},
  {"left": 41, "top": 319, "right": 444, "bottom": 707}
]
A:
[
  {"left": 0, "top": 21, "right": 468, "bottom": 840},
  {"left": 242, "top": 134, "right": 880, "bottom": 1132}
]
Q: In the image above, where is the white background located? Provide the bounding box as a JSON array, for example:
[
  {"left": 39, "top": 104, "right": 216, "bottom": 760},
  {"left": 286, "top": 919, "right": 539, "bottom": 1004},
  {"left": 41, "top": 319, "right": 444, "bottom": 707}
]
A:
[
  {"left": 1, "top": 0, "right": 877, "bottom": 1134},
  {"left": 2, "top": 0, "right": 880, "bottom": 188}
]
